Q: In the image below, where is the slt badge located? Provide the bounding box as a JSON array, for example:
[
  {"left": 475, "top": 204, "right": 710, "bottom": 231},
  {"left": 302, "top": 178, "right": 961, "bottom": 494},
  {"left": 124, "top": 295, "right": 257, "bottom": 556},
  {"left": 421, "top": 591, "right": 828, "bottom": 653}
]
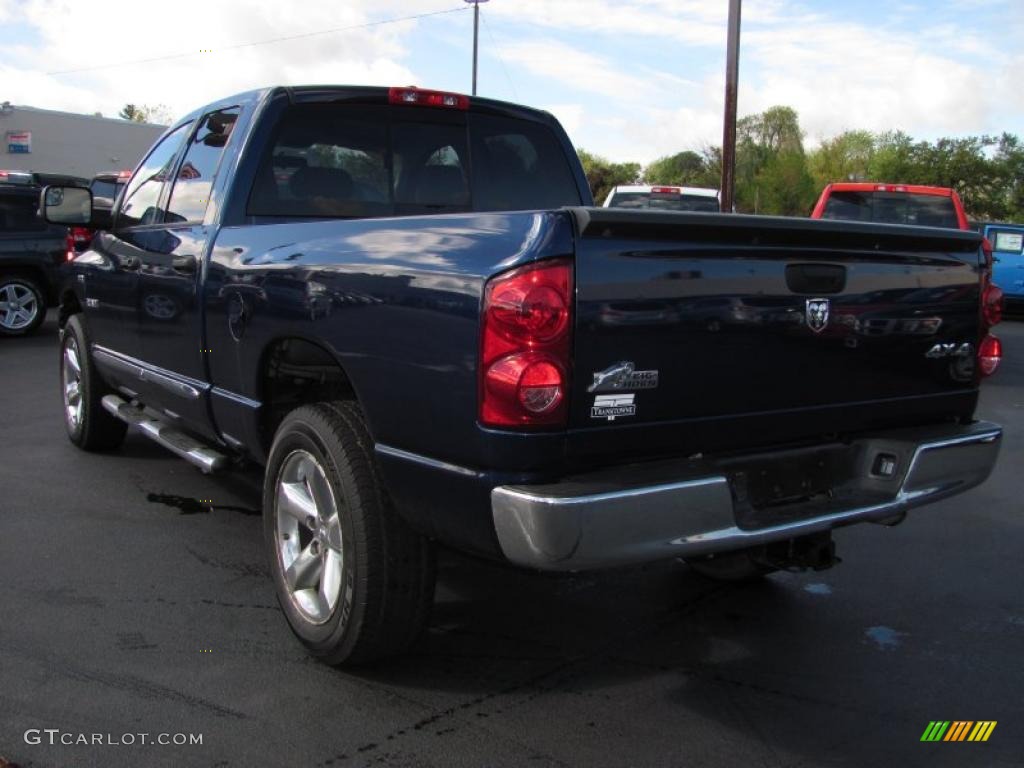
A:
[
  {"left": 587, "top": 361, "right": 659, "bottom": 393},
  {"left": 805, "top": 298, "right": 830, "bottom": 333}
]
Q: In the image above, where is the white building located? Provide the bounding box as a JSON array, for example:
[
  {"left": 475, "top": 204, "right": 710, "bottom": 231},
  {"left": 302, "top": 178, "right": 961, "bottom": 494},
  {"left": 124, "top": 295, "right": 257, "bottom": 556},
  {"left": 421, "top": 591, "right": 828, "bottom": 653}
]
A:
[{"left": 0, "top": 103, "right": 166, "bottom": 179}]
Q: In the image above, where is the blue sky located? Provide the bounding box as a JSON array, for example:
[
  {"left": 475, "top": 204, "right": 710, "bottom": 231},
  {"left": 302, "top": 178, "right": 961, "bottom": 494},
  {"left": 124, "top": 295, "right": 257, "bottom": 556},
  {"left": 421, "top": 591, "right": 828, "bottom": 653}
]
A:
[{"left": 0, "top": 0, "right": 1021, "bottom": 164}]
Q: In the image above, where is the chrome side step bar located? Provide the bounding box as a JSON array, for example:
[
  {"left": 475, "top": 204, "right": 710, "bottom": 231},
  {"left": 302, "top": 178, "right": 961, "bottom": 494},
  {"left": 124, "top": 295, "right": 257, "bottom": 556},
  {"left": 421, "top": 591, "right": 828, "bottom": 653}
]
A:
[{"left": 101, "top": 394, "right": 229, "bottom": 474}]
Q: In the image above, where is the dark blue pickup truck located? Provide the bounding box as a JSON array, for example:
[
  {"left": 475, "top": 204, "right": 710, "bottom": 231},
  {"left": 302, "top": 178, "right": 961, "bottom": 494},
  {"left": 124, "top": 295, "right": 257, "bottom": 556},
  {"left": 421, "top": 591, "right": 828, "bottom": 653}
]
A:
[{"left": 43, "top": 85, "right": 1003, "bottom": 665}]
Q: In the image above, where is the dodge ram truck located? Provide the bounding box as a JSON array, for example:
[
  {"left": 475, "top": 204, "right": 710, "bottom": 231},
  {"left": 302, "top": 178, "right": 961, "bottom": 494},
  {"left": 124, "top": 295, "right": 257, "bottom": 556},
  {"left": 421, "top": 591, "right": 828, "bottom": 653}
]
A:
[{"left": 43, "top": 85, "right": 1004, "bottom": 665}]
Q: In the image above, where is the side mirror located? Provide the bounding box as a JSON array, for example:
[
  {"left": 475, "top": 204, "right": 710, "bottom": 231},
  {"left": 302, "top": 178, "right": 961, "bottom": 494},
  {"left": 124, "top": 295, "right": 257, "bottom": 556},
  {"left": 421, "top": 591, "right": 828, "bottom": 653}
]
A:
[{"left": 41, "top": 185, "right": 93, "bottom": 225}]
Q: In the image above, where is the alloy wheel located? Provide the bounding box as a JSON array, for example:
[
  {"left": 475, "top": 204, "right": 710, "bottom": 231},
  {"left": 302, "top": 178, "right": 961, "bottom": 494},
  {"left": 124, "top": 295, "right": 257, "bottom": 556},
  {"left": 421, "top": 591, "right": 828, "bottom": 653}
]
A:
[
  {"left": 62, "top": 334, "right": 84, "bottom": 431},
  {"left": 0, "top": 282, "right": 40, "bottom": 331},
  {"left": 274, "top": 449, "right": 345, "bottom": 624}
]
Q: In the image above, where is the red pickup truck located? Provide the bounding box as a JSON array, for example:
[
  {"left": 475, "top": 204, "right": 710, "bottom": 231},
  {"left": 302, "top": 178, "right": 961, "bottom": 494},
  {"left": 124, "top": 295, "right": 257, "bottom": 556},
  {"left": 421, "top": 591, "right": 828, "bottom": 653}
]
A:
[
  {"left": 811, "top": 182, "right": 970, "bottom": 230},
  {"left": 811, "top": 182, "right": 1003, "bottom": 335}
]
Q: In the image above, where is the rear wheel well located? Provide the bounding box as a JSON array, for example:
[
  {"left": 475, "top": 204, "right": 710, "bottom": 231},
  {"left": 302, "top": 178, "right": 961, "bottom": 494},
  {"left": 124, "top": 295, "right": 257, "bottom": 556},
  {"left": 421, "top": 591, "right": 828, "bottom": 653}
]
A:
[
  {"left": 0, "top": 266, "right": 49, "bottom": 296},
  {"left": 260, "top": 338, "right": 357, "bottom": 454},
  {"left": 59, "top": 290, "right": 82, "bottom": 327}
]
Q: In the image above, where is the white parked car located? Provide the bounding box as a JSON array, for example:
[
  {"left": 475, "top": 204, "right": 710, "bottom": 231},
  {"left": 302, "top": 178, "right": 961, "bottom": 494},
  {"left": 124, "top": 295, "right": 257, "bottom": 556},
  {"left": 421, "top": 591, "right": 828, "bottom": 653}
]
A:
[{"left": 603, "top": 184, "right": 720, "bottom": 212}]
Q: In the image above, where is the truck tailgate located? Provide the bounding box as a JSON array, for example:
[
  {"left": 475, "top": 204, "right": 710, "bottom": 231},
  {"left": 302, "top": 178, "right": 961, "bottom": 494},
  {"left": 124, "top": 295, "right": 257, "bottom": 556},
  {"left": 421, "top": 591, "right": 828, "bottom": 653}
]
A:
[{"left": 568, "top": 208, "right": 985, "bottom": 459}]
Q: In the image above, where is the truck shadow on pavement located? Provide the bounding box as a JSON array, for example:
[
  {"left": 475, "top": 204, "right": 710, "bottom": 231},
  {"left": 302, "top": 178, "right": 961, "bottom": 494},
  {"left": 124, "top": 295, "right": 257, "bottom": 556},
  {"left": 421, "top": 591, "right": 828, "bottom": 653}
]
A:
[{"left": 341, "top": 553, "right": 981, "bottom": 766}]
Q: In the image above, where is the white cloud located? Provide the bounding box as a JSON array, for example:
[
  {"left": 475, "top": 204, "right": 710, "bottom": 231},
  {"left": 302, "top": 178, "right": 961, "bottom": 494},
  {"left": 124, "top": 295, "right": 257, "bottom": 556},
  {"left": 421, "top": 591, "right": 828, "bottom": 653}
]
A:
[
  {"left": 498, "top": 39, "right": 661, "bottom": 104},
  {"left": 487, "top": 0, "right": 725, "bottom": 46},
  {"left": 0, "top": 0, "right": 427, "bottom": 120},
  {"left": 541, "top": 103, "right": 585, "bottom": 144},
  {"left": 493, "top": 1, "right": 1022, "bottom": 161},
  {"left": 741, "top": 20, "right": 999, "bottom": 142}
]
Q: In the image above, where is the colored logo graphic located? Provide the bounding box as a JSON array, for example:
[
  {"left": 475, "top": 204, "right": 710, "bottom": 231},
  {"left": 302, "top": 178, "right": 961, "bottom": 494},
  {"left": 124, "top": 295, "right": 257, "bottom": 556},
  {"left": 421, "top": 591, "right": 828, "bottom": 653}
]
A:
[{"left": 921, "top": 721, "right": 997, "bottom": 742}]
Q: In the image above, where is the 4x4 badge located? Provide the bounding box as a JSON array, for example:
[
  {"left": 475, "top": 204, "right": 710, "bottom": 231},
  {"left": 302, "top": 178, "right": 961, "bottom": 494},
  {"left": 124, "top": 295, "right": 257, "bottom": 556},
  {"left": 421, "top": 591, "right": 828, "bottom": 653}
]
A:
[{"left": 806, "top": 298, "right": 830, "bottom": 333}]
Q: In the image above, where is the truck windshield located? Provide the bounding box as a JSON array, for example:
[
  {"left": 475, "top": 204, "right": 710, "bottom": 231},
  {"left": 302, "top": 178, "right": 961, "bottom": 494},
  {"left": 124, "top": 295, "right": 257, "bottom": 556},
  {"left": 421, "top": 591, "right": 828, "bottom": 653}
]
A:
[
  {"left": 822, "top": 191, "right": 959, "bottom": 228},
  {"left": 608, "top": 191, "right": 720, "bottom": 212},
  {"left": 248, "top": 105, "right": 583, "bottom": 218}
]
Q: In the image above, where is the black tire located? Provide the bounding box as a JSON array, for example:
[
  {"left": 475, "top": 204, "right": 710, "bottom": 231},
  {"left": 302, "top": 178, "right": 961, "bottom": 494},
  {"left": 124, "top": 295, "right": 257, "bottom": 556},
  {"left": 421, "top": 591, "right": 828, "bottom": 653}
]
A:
[
  {"left": 60, "top": 315, "right": 128, "bottom": 450},
  {"left": 0, "top": 274, "right": 46, "bottom": 336},
  {"left": 263, "top": 401, "right": 435, "bottom": 665},
  {"left": 685, "top": 549, "right": 777, "bottom": 582}
]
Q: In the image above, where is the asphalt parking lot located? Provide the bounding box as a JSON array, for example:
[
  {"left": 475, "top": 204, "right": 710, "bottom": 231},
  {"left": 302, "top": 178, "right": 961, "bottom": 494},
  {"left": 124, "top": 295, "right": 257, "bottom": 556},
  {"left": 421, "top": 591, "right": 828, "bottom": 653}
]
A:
[{"left": 1, "top": 315, "right": 1022, "bottom": 768}]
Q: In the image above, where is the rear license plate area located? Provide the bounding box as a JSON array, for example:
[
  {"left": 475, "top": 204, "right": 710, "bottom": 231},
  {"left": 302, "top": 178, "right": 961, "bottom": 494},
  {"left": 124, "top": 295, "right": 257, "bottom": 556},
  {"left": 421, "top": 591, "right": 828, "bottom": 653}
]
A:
[{"left": 725, "top": 444, "right": 852, "bottom": 528}]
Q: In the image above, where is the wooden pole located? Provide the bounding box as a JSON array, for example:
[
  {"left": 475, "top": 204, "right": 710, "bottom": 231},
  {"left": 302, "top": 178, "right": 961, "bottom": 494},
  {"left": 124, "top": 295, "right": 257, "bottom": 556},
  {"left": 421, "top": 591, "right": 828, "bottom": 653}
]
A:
[{"left": 720, "top": 0, "right": 742, "bottom": 213}]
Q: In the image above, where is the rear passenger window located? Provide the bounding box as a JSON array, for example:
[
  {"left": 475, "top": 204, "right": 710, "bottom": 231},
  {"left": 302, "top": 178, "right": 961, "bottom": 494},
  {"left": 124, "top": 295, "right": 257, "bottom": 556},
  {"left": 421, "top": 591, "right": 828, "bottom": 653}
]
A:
[
  {"left": 992, "top": 231, "right": 1024, "bottom": 254},
  {"left": 166, "top": 107, "right": 240, "bottom": 223},
  {"left": 469, "top": 113, "right": 581, "bottom": 211},
  {"left": 249, "top": 109, "right": 393, "bottom": 219},
  {"left": 0, "top": 194, "right": 46, "bottom": 232},
  {"left": 119, "top": 122, "right": 192, "bottom": 228}
]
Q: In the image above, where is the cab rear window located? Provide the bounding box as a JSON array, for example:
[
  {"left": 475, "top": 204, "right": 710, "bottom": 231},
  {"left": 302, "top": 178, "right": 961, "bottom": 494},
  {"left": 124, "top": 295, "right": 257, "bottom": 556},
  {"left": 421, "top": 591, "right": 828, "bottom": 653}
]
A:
[
  {"left": 822, "top": 191, "right": 959, "bottom": 228},
  {"left": 247, "top": 105, "right": 582, "bottom": 218}
]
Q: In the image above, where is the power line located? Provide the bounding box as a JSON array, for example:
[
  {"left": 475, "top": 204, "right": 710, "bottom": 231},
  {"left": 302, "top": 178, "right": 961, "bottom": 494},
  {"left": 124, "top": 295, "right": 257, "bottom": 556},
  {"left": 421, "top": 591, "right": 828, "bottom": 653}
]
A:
[
  {"left": 46, "top": 6, "right": 471, "bottom": 76},
  {"left": 479, "top": 6, "right": 519, "bottom": 100}
]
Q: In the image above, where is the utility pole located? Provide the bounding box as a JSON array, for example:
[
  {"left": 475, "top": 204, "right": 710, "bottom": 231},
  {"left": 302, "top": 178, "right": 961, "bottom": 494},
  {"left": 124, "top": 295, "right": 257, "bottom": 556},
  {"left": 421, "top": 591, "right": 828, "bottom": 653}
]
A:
[
  {"left": 720, "top": 0, "right": 742, "bottom": 213},
  {"left": 465, "top": 0, "right": 490, "bottom": 96}
]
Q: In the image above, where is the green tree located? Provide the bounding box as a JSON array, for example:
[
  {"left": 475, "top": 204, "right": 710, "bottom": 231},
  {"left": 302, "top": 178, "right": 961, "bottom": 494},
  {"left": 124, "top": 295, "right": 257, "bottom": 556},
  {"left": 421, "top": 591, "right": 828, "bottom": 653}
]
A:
[
  {"left": 755, "top": 150, "right": 818, "bottom": 216},
  {"left": 119, "top": 104, "right": 142, "bottom": 122},
  {"left": 737, "top": 106, "right": 804, "bottom": 160},
  {"left": 923, "top": 136, "right": 1001, "bottom": 219},
  {"left": 734, "top": 106, "right": 808, "bottom": 214},
  {"left": 865, "top": 131, "right": 924, "bottom": 184},
  {"left": 643, "top": 151, "right": 707, "bottom": 186},
  {"left": 808, "top": 130, "right": 875, "bottom": 189},
  {"left": 993, "top": 133, "right": 1024, "bottom": 219},
  {"left": 119, "top": 103, "right": 173, "bottom": 125},
  {"left": 696, "top": 145, "right": 723, "bottom": 190},
  {"left": 577, "top": 149, "right": 641, "bottom": 204}
]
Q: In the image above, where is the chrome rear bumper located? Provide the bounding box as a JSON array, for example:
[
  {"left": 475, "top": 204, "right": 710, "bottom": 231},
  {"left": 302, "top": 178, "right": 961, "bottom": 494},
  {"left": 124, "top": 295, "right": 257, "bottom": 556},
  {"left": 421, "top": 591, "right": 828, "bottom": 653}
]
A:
[{"left": 491, "top": 421, "right": 1001, "bottom": 571}]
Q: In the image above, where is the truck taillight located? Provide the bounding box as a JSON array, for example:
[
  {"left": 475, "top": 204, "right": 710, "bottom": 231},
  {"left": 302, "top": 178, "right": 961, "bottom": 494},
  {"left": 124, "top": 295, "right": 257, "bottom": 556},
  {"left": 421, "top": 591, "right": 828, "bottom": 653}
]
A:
[
  {"left": 979, "top": 334, "right": 1002, "bottom": 377},
  {"left": 480, "top": 258, "right": 572, "bottom": 428},
  {"left": 65, "top": 232, "right": 75, "bottom": 261},
  {"left": 983, "top": 282, "right": 1003, "bottom": 327},
  {"left": 66, "top": 227, "right": 92, "bottom": 260}
]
